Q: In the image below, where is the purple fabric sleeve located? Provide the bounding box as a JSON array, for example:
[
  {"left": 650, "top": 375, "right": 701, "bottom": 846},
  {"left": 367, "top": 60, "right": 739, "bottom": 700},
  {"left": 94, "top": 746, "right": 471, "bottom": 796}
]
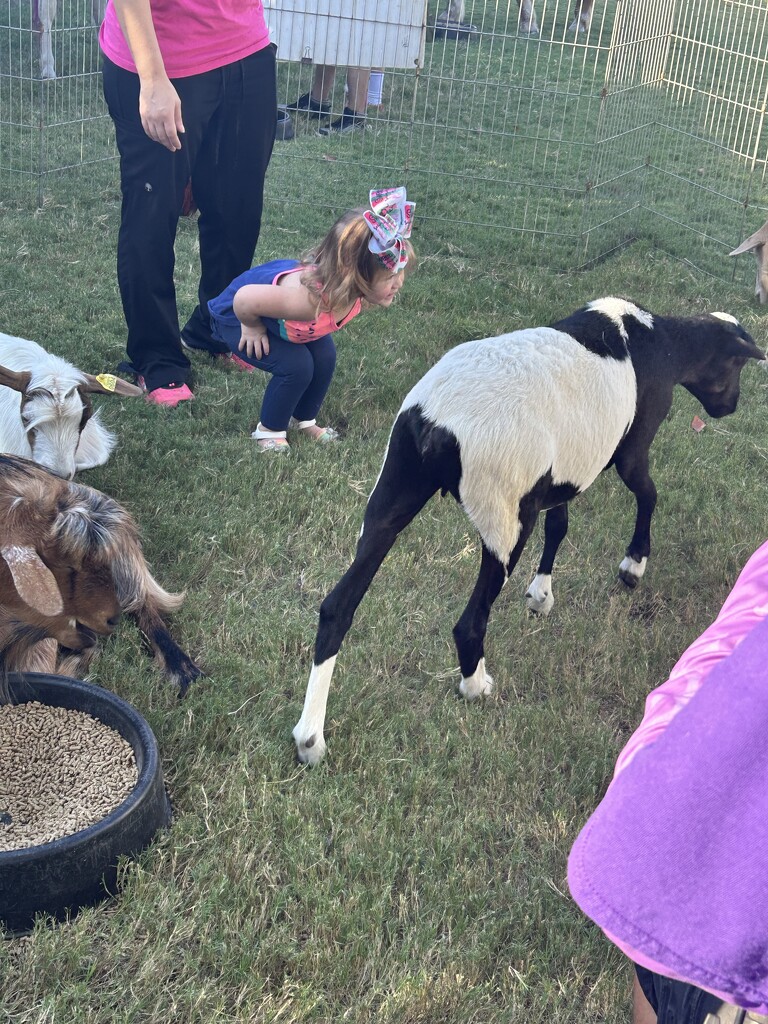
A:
[{"left": 568, "top": 614, "right": 768, "bottom": 1011}]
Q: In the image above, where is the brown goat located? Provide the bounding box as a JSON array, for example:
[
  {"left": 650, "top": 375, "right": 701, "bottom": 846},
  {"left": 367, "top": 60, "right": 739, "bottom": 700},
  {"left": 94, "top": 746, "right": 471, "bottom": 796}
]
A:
[
  {"left": 730, "top": 221, "right": 768, "bottom": 304},
  {"left": 0, "top": 454, "right": 202, "bottom": 695}
]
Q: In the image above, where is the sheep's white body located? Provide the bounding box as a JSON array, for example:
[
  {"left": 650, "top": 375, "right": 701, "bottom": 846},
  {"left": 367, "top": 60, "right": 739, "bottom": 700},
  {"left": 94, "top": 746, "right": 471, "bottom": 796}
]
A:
[
  {"left": 400, "top": 326, "right": 637, "bottom": 561},
  {"left": 0, "top": 333, "right": 115, "bottom": 479}
]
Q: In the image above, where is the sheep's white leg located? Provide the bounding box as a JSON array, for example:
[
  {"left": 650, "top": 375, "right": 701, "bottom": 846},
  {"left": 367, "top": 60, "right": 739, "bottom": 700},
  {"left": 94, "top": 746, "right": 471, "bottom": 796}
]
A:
[
  {"left": 293, "top": 656, "right": 336, "bottom": 765},
  {"left": 459, "top": 656, "right": 495, "bottom": 700},
  {"left": 525, "top": 573, "right": 555, "bottom": 615},
  {"left": 619, "top": 555, "right": 647, "bottom": 588},
  {"left": 38, "top": 0, "right": 57, "bottom": 79}
]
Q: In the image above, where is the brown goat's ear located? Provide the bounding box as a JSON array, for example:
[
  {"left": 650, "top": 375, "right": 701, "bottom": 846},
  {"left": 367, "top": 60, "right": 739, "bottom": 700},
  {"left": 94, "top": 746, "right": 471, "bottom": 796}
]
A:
[
  {"left": 729, "top": 221, "right": 768, "bottom": 256},
  {"left": 79, "top": 373, "right": 144, "bottom": 398},
  {"left": 0, "top": 365, "right": 32, "bottom": 395},
  {"left": 0, "top": 544, "right": 64, "bottom": 616}
]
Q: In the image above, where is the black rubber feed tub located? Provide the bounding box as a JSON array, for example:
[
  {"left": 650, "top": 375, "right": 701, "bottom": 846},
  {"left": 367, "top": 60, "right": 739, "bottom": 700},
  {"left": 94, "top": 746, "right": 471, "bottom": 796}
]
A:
[{"left": 0, "top": 673, "right": 171, "bottom": 933}]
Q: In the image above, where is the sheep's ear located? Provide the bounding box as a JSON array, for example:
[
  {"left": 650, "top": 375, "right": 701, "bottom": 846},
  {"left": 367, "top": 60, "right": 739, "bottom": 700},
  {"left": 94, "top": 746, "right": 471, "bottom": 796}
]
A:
[
  {"left": 0, "top": 365, "right": 32, "bottom": 395},
  {"left": 79, "top": 373, "right": 144, "bottom": 398},
  {"left": 0, "top": 544, "right": 64, "bottom": 616},
  {"left": 729, "top": 221, "right": 768, "bottom": 256},
  {"left": 711, "top": 316, "right": 766, "bottom": 361}
]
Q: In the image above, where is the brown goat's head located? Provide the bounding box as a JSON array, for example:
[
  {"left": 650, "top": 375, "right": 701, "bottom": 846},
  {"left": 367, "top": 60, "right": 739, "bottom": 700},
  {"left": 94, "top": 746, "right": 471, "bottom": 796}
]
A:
[
  {"left": 0, "top": 454, "right": 202, "bottom": 695},
  {"left": 0, "top": 545, "right": 122, "bottom": 653},
  {"left": 0, "top": 455, "right": 133, "bottom": 656}
]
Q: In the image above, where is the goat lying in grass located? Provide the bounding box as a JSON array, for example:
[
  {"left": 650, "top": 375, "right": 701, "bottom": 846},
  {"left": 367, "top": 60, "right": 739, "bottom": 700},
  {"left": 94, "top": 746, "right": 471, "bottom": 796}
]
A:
[
  {"left": 0, "top": 333, "right": 143, "bottom": 480},
  {"left": 294, "top": 297, "right": 764, "bottom": 764},
  {"left": 0, "top": 454, "right": 202, "bottom": 696}
]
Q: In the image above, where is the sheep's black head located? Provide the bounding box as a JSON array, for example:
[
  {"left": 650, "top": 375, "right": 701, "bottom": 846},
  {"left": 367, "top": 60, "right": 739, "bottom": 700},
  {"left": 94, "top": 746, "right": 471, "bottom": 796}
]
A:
[{"left": 683, "top": 314, "right": 764, "bottom": 418}]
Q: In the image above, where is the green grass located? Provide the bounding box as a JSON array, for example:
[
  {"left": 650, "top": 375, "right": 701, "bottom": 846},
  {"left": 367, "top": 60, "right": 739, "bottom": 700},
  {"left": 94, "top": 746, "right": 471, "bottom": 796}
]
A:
[{"left": 2, "top": 169, "right": 768, "bottom": 1021}]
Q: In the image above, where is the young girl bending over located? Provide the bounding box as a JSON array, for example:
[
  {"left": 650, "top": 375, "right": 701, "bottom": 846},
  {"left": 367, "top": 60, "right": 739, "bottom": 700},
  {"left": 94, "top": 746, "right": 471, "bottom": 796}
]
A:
[{"left": 208, "top": 187, "right": 416, "bottom": 452}]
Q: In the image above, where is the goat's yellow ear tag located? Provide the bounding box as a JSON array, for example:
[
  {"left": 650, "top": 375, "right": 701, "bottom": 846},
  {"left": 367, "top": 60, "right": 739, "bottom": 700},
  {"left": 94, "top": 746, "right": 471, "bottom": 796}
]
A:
[{"left": 96, "top": 373, "right": 117, "bottom": 392}]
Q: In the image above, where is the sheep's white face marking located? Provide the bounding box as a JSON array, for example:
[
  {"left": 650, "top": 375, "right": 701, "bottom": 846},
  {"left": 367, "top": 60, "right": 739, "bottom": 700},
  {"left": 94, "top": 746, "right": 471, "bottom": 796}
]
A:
[
  {"left": 619, "top": 554, "right": 647, "bottom": 579},
  {"left": 293, "top": 656, "right": 337, "bottom": 764},
  {"left": 711, "top": 311, "right": 739, "bottom": 325},
  {"left": 586, "top": 297, "right": 654, "bottom": 339},
  {"left": 458, "top": 657, "right": 494, "bottom": 700},
  {"left": 525, "top": 574, "right": 555, "bottom": 615}
]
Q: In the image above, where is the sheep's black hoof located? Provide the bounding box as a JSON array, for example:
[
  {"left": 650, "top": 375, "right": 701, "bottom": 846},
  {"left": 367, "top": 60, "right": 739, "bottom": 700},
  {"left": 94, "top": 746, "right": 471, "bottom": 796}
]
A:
[
  {"left": 175, "top": 661, "right": 204, "bottom": 699},
  {"left": 618, "top": 569, "right": 640, "bottom": 589}
]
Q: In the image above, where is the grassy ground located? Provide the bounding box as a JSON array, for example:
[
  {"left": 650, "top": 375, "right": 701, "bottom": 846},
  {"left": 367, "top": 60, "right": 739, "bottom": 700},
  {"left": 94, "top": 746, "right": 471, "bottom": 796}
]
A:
[{"left": 2, "top": 163, "right": 768, "bottom": 1022}]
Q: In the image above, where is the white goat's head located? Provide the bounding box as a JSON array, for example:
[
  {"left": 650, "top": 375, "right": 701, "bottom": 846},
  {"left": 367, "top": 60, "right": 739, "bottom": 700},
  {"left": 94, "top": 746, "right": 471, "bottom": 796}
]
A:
[{"left": 0, "top": 363, "right": 143, "bottom": 480}]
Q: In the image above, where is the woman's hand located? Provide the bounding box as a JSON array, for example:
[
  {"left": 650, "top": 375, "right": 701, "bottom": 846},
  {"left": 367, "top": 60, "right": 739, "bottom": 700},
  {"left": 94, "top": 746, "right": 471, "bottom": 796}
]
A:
[
  {"left": 138, "top": 76, "right": 184, "bottom": 151},
  {"left": 239, "top": 320, "right": 270, "bottom": 360}
]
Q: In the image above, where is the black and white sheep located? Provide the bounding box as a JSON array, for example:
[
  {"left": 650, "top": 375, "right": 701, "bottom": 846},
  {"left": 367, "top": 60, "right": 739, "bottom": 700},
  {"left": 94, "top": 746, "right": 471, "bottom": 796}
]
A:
[
  {"left": 0, "top": 454, "right": 202, "bottom": 695},
  {"left": 0, "top": 333, "right": 143, "bottom": 480},
  {"left": 293, "top": 297, "right": 764, "bottom": 764}
]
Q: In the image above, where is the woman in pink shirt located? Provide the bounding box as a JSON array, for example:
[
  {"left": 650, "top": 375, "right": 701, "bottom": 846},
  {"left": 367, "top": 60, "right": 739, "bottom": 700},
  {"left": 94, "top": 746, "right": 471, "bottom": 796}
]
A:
[{"left": 100, "top": 0, "right": 276, "bottom": 407}]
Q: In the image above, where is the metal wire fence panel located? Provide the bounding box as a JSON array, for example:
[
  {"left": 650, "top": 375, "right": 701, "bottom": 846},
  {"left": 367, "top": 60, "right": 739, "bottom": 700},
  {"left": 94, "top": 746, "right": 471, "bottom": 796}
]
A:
[
  {"left": 273, "top": 0, "right": 619, "bottom": 268},
  {"left": 1, "top": 0, "right": 766, "bottom": 287},
  {"left": 639, "top": 0, "right": 768, "bottom": 282},
  {"left": 0, "top": 0, "right": 113, "bottom": 204}
]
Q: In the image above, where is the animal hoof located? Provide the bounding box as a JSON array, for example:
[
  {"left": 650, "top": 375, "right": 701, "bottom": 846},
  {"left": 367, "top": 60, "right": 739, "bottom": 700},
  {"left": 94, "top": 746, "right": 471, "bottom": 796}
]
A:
[
  {"left": 618, "top": 555, "right": 647, "bottom": 589},
  {"left": 459, "top": 662, "right": 494, "bottom": 701},
  {"left": 525, "top": 589, "right": 554, "bottom": 616},
  {"left": 295, "top": 733, "right": 327, "bottom": 766},
  {"left": 618, "top": 569, "right": 639, "bottom": 589}
]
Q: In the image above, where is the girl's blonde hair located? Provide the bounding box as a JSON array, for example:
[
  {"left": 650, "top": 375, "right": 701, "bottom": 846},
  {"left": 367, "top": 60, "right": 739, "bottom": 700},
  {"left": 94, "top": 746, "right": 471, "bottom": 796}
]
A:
[{"left": 300, "top": 208, "right": 416, "bottom": 314}]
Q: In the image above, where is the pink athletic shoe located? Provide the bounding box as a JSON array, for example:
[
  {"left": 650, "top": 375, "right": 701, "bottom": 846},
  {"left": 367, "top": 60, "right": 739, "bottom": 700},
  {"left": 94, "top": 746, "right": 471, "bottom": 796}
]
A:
[
  {"left": 145, "top": 382, "right": 194, "bottom": 408},
  {"left": 227, "top": 353, "right": 256, "bottom": 373}
]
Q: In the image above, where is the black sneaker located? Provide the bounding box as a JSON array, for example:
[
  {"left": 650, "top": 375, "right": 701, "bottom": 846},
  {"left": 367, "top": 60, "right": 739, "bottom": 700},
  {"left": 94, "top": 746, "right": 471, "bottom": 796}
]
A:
[
  {"left": 285, "top": 92, "right": 331, "bottom": 118},
  {"left": 318, "top": 107, "right": 366, "bottom": 136}
]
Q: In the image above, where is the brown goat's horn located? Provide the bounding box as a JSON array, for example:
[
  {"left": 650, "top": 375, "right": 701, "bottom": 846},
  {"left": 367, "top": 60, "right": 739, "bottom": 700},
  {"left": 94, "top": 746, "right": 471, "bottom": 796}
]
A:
[
  {"left": 79, "top": 372, "right": 144, "bottom": 398},
  {"left": 0, "top": 365, "right": 32, "bottom": 395}
]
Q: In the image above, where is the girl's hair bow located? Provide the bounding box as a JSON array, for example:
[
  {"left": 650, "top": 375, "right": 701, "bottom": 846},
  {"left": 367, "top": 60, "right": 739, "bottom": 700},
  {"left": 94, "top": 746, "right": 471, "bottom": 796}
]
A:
[{"left": 364, "top": 187, "right": 415, "bottom": 272}]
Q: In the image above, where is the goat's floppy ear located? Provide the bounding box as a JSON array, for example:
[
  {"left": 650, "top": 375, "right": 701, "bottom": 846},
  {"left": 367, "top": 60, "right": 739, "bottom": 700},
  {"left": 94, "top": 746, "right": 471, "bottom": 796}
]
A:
[
  {"left": 79, "top": 373, "right": 144, "bottom": 398},
  {"left": 0, "top": 365, "right": 32, "bottom": 395},
  {"left": 0, "top": 544, "right": 64, "bottom": 616},
  {"left": 729, "top": 220, "right": 768, "bottom": 257},
  {"left": 711, "top": 317, "right": 766, "bottom": 361}
]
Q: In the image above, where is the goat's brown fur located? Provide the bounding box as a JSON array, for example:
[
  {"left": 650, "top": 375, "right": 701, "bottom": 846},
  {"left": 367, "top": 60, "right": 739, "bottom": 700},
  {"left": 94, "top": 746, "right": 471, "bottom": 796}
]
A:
[{"left": 0, "top": 454, "right": 201, "bottom": 697}]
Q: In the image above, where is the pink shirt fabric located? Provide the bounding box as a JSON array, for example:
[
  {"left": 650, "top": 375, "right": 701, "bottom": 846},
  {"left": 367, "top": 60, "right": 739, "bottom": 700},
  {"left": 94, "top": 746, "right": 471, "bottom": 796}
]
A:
[
  {"left": 99, "top": 1, "right": 271, "bottom": 79},
  {"left": 277, "top": 267, "right": 363, "bottom": 344},
  {"left": 614, "top": 538, "right": 768, "bottom": 776}
]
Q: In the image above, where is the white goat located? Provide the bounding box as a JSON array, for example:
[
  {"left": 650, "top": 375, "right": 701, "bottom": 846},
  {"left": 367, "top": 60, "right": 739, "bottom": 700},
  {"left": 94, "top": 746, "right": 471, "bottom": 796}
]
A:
[
  {"left": 435, "top": 0, "right": 593, "bottom": 37},
  {"left": 0, "top": 333, "right": 143, "bottom": 480},
  {"left": 730, "top": 221, "right": 768, "bottom": 304}
]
